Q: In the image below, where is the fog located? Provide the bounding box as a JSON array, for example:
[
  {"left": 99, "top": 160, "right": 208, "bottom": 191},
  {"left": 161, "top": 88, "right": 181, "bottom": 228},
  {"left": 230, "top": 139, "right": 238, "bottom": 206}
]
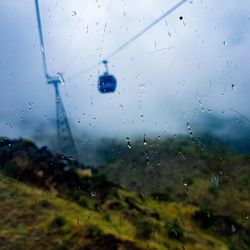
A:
[{"left": 0, "top": 0, "right": 250, "bottom": 145}]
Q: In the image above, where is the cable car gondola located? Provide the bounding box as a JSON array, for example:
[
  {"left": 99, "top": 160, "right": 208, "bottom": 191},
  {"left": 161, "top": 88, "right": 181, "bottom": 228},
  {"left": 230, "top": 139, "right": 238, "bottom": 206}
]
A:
[{"left": 98, "top": 60, "right": 117, "bottom": 93}]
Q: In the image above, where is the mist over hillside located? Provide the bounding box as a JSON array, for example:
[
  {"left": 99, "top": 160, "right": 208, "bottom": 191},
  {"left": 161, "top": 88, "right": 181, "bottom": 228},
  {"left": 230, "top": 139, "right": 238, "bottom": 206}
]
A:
[{"left": 20, "top": 113, "right": 249, "bottom": 165}]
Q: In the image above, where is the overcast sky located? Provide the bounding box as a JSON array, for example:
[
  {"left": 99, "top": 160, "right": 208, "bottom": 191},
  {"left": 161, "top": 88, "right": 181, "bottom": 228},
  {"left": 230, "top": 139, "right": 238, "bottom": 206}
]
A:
[{"left": 0, "top": 0, "right": 250, "bottom": 143}]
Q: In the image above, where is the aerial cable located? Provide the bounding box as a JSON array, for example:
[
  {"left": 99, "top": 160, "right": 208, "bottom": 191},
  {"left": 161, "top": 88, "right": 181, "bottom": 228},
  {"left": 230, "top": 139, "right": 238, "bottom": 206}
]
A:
[{"left": 69, "top": 0, "right": 188, "bottom": 79}]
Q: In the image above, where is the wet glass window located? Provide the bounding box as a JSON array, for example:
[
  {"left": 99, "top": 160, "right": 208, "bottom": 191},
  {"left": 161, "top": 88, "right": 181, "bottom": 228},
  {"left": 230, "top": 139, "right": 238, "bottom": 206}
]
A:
[{"left": 0, "top": 0, "right": 249, "bottom": 249}]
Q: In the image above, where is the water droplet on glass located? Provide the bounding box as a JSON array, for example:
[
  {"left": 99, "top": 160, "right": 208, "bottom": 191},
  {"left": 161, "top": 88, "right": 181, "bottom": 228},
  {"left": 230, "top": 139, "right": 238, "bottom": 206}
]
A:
[
  {"left": 57, "top": 72, "right": 64, "bottom": 85},
  {"left": 186, "top": 122, "right": 193, "bottom": 138},
  {"left": 28, "top": 102, "right": 32, "bottom": 111},
  {"left": 72, "top": 11, "right": 77, "bottom": 16},
  {"left": 91, "top": 191, "right": 96, "bottom": 197},
  {"left": 6, "top": 122, "right": 12, "bottom": 129},
  {"left": 138, "top": 84, "right": 146, "bottom": 92},
  {"left": 126, "top": 137, "right": 131, "bottom": 149},
  {"left": 143, "top": 134, "right": 147, "bottom": 146},
  {"left": 231, "top": 224, "right": 236, "bottom": 233}
]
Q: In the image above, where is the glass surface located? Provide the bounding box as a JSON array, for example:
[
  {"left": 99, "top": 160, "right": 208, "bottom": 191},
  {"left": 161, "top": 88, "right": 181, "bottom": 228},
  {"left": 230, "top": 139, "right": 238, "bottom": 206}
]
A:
[{"left": 0, "top": 1, "right": 249, "bottom": 249}]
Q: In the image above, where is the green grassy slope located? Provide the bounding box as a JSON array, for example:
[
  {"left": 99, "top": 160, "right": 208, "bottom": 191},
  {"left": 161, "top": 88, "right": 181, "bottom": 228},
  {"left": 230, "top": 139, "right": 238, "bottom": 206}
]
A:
[
  {"left": 0, "top": 137, "right": 249, "bottom": 249},
  {"left": 0, "top": 174, "right": 229, "bottom": 250}
]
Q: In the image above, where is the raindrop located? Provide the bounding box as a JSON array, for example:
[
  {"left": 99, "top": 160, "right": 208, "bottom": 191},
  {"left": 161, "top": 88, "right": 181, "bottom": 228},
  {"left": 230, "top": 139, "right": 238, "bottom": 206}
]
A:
[
  {"left": 198, "top": 99, "right": 205, "bottom": 112},
  {"left": 179, "top": 16, "right": 183, "bottom": 20},
  {"left": 145, "top": 150, "right": 150, "bottom": 165},
  {"left": 138, "top": 84, "right": 146, "bottom": 92},
  {"left": 231, "top": 84, "right": 235, "bottom": 89},
  {"left": 91, "top": 191, "right": 96, "bottom": 197},
  {"left": 57, "top": 73, "right": 64, "bottom": 85},
  {"left": 186, "top": 122, "right": 193, "bottom": 138},
  {"left": 6, "top": 122, "right": 12, "bottom": 129},
  {"left": 28, "top": 102, "right": 32, "bottom": 111},
  {"left": 231, "top": 224, "right": 236, "bottom": 233},
  {"left": 179, "top": 151, "right": 186, "bottom": 160},
  {"left": 72, "top": 11, "right": 77, "bottom": 16},
  {"left": 126, "top": 137, "right": 131, "bottom": 149},
  {"left": 143, "top": 134, "right": 147, "bottom": 146}
]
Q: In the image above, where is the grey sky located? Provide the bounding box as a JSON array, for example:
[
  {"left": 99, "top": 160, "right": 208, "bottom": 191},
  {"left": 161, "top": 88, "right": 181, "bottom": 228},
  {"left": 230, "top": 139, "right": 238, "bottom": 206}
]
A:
[{"left": 0, "top": 0, "right": 250, "bottom": 142}]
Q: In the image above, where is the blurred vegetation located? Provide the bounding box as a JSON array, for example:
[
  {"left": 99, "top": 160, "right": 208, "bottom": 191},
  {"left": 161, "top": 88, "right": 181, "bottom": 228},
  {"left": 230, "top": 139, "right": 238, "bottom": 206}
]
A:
[{"left": 0, "top": 136, "right": 249, "bottom": 249}]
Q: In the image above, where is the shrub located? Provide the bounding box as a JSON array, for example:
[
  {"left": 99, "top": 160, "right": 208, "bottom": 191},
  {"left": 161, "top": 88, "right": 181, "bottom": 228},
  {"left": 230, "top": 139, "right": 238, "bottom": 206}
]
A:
[
  {"left": 150, "top": 211, "right": 161, "bottom": 220},
  {"left": 39, "top": 199, "right": 53, "bottom": 209},
  {"left": 3, "top": 163, "right": 22, "bottom": 179},
  {"left": 50, "top": 214, "right": 67, "bottom": 227},
  {"left": 108, "top": 201, "right": 123, "bottom": 210},
  {"left": 152, "top": 192, "right": 170, "bottom": 202},
  {"left": 135, "top": 219, "right": 158, "bottom": 239},
  {"left": 208, "top": 186, "right": 219, "bottom": 198},
  {"left": 86, "top": 225, "right": 103, "bottom": 240},
  {"left": 229, "top": 245, "right": 237, "bottom": 250},
  {"left": 183, "top": 177, "right": 194, "bottom": 186},
  {"left": 54, "top": 245, "right": 68, "bottom": 250},
  {"left": 94, "top": 202, "right": 101, "bottom": 212},
  {"left": 166, "top": 220, "right": 183, "bottom": 241},
  {"left": 102, "top": 212, "right": 111, "bottom": 222},
  {"left": 78, "top": 197, "right": 88, "bottom": 208}
]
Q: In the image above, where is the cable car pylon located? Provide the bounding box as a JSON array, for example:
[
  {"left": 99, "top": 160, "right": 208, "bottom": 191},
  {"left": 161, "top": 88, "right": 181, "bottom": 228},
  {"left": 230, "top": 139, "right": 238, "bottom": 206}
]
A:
[{"left": 34, "top": 0, "right": 78, "bottom": 160}]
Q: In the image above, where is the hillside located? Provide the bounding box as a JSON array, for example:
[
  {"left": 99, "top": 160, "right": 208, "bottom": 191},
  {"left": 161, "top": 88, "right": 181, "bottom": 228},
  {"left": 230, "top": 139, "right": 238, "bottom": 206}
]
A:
[
  {"left": 0, "top": 137, "right": 249, "bottom": 249},
  {"left": 97, "top": 135, "right": 250, "bottom": 248}
]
